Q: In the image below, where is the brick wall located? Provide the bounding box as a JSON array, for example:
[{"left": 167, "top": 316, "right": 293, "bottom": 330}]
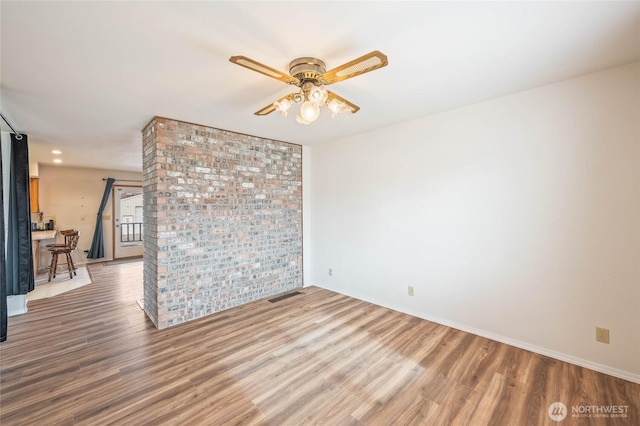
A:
[{"left": 142, "top": 117, "right": 303, "bottom": 329}]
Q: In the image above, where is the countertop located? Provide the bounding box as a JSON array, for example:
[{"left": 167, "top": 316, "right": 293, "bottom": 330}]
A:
[{"left": 32, "top": 230, "right": 57, "bottom": 241}]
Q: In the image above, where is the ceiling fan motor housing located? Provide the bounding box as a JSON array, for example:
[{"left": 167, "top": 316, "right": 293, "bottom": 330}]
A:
[{"left": 289, "top": 57, "right": 326, "bottom": 84}]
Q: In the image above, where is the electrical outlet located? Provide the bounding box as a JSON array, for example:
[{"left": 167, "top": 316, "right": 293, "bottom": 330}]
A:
[
  {"left": 328, "top": 268, "right": 333, "bottom": 277},
  {"left": 408, "top": 286, "right": 414, "bottom": 296},
  {"left": 596, "top": 327, "right": 610, "bottom": 344}
]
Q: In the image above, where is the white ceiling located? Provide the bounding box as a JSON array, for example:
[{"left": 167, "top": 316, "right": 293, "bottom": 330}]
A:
[{"left": 2, "top": 1, "right": 639, "bottom": 172}]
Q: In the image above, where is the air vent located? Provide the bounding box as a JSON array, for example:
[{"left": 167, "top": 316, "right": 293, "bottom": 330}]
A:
[{"left": 269, "top": 291, "right": 303, "bottom": 303}]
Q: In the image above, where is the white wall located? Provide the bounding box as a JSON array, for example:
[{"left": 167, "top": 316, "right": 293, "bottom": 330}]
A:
[
  {"left": 310, "top": 62, "right": 640, "bottom": 382},
  {"left": 38, "top": 165, "right": 142, "bottom": 262}
]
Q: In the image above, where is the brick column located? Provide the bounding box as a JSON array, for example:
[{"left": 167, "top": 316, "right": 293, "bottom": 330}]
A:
[{"left": 142, "top": 117, "right": 302, "bottom": 329}]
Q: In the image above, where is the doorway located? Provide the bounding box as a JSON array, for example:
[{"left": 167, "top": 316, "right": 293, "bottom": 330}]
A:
[{"left": 113, "top": 185, "right": 144, "bottom": 259}]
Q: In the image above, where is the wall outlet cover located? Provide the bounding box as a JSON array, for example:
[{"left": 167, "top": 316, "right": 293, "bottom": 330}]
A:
[{"left": 596, "top": 327, "right": 610, "bottom": 344}]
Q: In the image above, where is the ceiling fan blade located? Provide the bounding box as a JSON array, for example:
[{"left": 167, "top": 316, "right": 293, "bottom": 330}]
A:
[
  {"left": 327, "top": 91, "right": 360, "bottom": 114},
  {"left": 230, "top": 56, "right": 299, "bottom": 85},
  {"left": 255, "top": 103, "right": 278, "bottom": 116},
  {"left": 255, "top": 93, "right": 299, "bottom": 116},
  {"left": 321, "top": 51, "right": 388, "bottom": 84}
]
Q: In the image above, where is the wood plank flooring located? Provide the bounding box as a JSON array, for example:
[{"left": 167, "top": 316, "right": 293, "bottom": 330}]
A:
[{"left": 1, "top": 262, "right": 638, "bottom": 425}]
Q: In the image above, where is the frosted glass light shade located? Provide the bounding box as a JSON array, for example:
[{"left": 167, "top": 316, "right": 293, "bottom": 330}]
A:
[
  {"left": 327, "top": 99, "right": 346, "bottom": 117},
  {"left": 300, "top": 101, "right": 320, "bottom": 122},
  {"left": 309, "top": 85, "right": 328, "bottom": 106},
  {"left": 296, "top": 114, "right": 311, "bottom": 125},
  {"left": 274, "top": 98, "right": 292, "bottom": 116}
]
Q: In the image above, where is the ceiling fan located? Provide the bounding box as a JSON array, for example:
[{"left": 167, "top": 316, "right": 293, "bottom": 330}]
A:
[{"left": 229, "top": 51, "right": 388, "bottom": 125}]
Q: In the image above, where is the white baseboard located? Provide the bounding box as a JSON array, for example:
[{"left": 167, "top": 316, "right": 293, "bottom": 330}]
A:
[{"left": 315, "top": 284, "right": 640, "bottom": 385}]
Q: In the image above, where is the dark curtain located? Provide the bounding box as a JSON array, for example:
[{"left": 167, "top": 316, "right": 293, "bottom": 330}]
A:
[
  {"left": 1, "top": 139, "right": 7, "bottom": 342},
  {"left": 6, "top": 134, "right": 34, "bottom": 297},
  {"left": 87, "top": 178, "right": 115, "bottom": 259}
]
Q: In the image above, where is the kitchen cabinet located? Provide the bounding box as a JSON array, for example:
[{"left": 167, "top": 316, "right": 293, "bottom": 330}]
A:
[{"left": 30, "top": 178, "right": 39, "bottom": 212}]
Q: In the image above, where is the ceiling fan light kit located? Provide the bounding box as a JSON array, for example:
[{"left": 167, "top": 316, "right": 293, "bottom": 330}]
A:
[{"left": 229, "top": 50, "right": 388, "bottom": 125}]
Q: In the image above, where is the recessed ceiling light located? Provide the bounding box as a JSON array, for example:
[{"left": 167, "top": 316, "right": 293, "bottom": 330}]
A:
[
  {"left": 53, "top": 158, "right": 63, "bottom": 164},
  {"left": 51, "top": 149, "right": 62, "bottom": 154}
]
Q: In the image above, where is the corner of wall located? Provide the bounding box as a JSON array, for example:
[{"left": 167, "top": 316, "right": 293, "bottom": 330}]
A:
[{"left": 303, "top": 145, "right": 312, "bottom": 287}]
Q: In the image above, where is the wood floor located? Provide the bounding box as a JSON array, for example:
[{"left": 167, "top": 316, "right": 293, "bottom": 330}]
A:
[{"left": 1, "top": 262, "right": 638, "bottom": 425}]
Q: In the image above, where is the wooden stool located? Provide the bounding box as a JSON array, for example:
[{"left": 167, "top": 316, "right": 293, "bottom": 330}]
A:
[
  {"left": 47, "top": 231, "right": 80, "bottom": 282},
  {"left": 46, "top": 229, "right": 76, "bottom": 250}
]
